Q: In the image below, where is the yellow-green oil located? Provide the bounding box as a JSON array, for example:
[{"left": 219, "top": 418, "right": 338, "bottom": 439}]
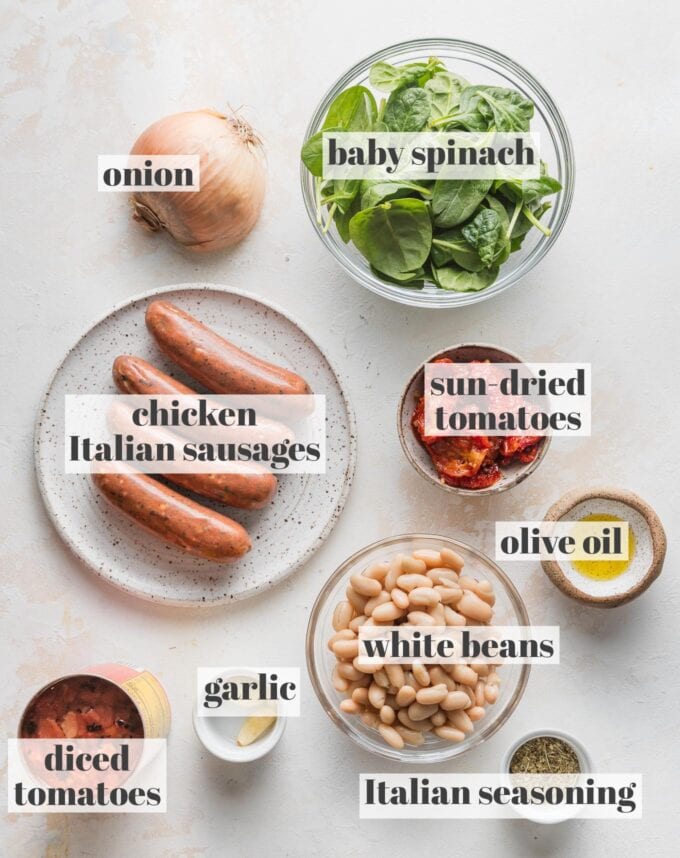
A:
[{"left": 571, "top": 513, "right": 635, "bottom": 581}]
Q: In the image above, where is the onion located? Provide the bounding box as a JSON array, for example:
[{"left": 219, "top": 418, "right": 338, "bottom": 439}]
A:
[{"left": 130, "top": 109, "right": 265, "bottom": 252}]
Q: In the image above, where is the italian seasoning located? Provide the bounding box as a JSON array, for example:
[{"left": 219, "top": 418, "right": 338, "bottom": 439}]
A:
[{"left": 509, "top": 736, "right": 581, "bottom": 774}]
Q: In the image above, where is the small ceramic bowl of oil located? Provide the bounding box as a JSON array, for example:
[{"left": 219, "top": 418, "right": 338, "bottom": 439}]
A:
[{"left": 541, "top": 487, "right": 666, "bottom": 607}]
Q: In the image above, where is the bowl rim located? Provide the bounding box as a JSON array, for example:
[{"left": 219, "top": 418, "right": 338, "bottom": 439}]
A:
[
  {"left": 397, "top": 343, "right": 552, "bottom": 496},
  {"left": 306, "top": 532, "right": 531, "bottom": 763},
  {"left": 541, "top": 486, "right": 667, "bottom": 607},
  {"left": 300, "top": 37, "right": 575, "bottom": 309}
]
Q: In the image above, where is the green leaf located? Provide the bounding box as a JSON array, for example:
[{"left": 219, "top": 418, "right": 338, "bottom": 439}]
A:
[
  {"left": 301, "top": 127, "right": 340, "bottom": 178},
  {"left": 462, "top": 85, "right": 534, "bottom": 132},
  {"left": 369, "top": 57, "right": 444, "bottom": 93},
  {"left": 360, "top": 179, "right": 431, "bottom": 209},
  {"left": 425, "top": 71, "right": 468, "bottom": 120},
  {"left": 461, "top": 209, "right": 502, "bottom": 266},
  {"left": 323, "top": 85, "right": 377, "bottom": 131},
  {"left": 513, "top": 201, "right": 551, "bottom": 239},
  {"left": 370, "top": 265, "right": 426, "bottom": 288},
  {"left": 384, "top": 87, "right": 431, "bottom": 132},
  {"left": 431, "top": 263, "right": 499, "bottom": 292},
  {"left": 334, "top": 193, "right": 362, "bottom": 243},
  {"left": 498, "top": 175, "right": 562, "bottom": 205},
  {"left": 349, "top": 198, "right": 432, "bottom": 279},
  {"left": 431, "top": 228, "right": 484, "bottom": 271},
  {"left": 369, "top": 60, "right": 428, "bottom": 92},
  {"left": 431, "top": 179, "right": 492, "bottom": 227}
]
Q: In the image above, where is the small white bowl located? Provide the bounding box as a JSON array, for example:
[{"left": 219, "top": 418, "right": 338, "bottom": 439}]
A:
[
  {"left": 192, "top": 670, "right": 286, "bottom": 763},
  {"left": 501, "top": 728, "right": 593, "bottom": 824}
]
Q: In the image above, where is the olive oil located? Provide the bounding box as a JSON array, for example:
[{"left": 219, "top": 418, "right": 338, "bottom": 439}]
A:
[{"left": 572, "top": 513, "right": 635, "bottom": 581}]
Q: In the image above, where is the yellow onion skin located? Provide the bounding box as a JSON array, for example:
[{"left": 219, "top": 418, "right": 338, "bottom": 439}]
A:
[{"left": 130, "top": 109, "right": 265, "bottom": 252}]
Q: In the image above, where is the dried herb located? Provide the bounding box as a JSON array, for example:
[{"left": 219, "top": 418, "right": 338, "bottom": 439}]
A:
[{"left": 509, "top": 736, "right": 581, "bottom": 774}]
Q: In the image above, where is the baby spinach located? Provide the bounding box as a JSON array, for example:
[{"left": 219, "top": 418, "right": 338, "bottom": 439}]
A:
[
  {"left": 432, "top": 179, "right": 492, "bottom": 228},
  {"left": 334, "top": 194, "right": 362, "bottom": 243},
  {"left": 425, "top": 71, "right": 468, "bottom": 120},
  {"left": 301, "top": 54, "right": 561, "bottom": 294},
  {"left": 431, "top": 228, "right": 484, "bottom": 271},
  {"left": 324, "top": 86, "right": 377, "bottom": 131},
  {"left": 371, "top": 264, "right": 426, "bottom": 288},
  {"left": 461, "top": 209, "right": 503, "bottom": 266},
  {"left": 301, "top": 126, "right": 341, "bottom": 178},
  {"left": 432, "top": 263, "right": 500, "bottom": 292},
  {"left": 384, "top": 87, "right": 431, "bottom": 132},
  {"left": 360, "top": 179, "right": 432, "bottom": 209},
  {"left": 349, "top": 199, "right": 432, "bottom": 279},
  {"left": 369, "top": 57, "right": 443, "bottom": 92}
]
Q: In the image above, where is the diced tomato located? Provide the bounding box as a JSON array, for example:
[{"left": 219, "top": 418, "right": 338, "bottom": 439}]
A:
[
  {"left": 443, "top": 462, "right": 502, "bottom": 489},
  {"left": 37, "top": 718, "right": 65, "bottom": 739},
  {"left": 96, "top": 705, "right": 115, "bottom": 729},
  {"left": 60, "top": 710, "right": 87, "bottom": 739},
  {"left": 428, "top": 437, "right": 489, "bottom": 480},
  {"left": 500, "top": 436, "right": 542, "bottom": 458}
]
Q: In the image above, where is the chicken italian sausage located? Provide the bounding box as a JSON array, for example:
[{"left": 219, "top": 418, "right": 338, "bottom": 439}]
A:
[
  {"left": 112, "top": 355, "right": 278, "bottom": 509},
  {"left": 145, "top": 300, "right": 311, "bottom": 395},
  {"left": 92, "top": 469, "right": 251, "bottom": 561}
]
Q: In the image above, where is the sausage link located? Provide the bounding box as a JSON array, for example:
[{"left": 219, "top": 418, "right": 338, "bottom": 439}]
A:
[
  {"left": 92, "top": 470, "right": 251, "bottom": 561},
  {"left": 112, "top": 355, "right": 277, "bottom": 509},
  {"left": 145, "top": 301, "right": 310, "bottom": 395}
]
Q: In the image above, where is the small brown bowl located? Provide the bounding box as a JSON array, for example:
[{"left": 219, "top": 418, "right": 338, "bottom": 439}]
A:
[
  {"left": 541, "top": 486, "right": 666, "bottom": 607},
  {"left": 398, "top": 343, "right": 551, "bottom": 496}
]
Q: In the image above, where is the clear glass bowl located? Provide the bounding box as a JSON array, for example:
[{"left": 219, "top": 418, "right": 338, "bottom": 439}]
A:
[
  {"left": 306, "top": 534, "right": 531, "bottom": 763},
  {"left": 300, "top": 38, "right": 574, "bottom": 308}
]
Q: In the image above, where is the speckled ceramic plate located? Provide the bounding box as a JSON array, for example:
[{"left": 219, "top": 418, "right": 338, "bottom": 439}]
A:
[{"left": 35, "top": 284, "right": 356, "bottom": 607}]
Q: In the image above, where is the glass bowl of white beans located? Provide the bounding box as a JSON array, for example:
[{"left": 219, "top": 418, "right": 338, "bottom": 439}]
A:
[{"left": 306, "top": 534, "right": 530, "bottom": 763}]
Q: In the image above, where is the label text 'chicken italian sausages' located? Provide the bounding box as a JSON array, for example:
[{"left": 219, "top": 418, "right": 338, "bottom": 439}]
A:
[{"left": 64, "top": 394, "right": 325, "bottom": 474}]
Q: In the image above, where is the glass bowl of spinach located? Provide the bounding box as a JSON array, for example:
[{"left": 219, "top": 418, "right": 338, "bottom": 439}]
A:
[{"left": 300, "top": 39, "right": 574, "bottom": 308}]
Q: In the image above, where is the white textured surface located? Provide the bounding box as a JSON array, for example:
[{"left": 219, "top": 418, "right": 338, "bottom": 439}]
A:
[{"left": 1, "top": 1, "right": 678, "bottom": 856}]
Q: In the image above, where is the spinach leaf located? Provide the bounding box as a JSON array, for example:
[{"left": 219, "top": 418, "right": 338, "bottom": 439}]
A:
[
  {"left": 332, "top": 180, "right": 361, "bottom": 213},
  {"left": 512, "top": 201, "right": 551, "bottom": 239},
  {"left": 334, "top": 193, "right": 362, "bottom": 243},
  {"left": 432, "top": 179, "right": 492, "bottom": 227},
  {"left": 482, "top": 194, "right": 511, "bottom": 265},
  {"left": 384, "top": 87, "right": 431, "bottom": 132},
  {"left": 360, "top": 179, "right": 431, "bottom": 209},
  {"left": 434, "top": 85, "right": 533, "bottom": 131},
  {"left": 370, "top": 265, "right": 426, "bottom": 288},
  {"left": 462, "top": 85, "right": 534, "bottom": 131},
  {"left": 349, "top": 199, "right": 432, "bottom": 278},
  {"left": 497, "top": 175, "right": 561, "bottom": 205},
  {"left": 369, "top": 57, "right": 444, "bottom": 93},
  {"left": 431, "top": 228, "right": 484, "bottom": 271},
  {"left": 431, "top": 263, "right": 500, "bottom": 292},
  {"left": 369, "top": 60, "right": 429, "bottom": 92},
  {"left": 301, "top": 126, "right": 341, "bottom": 178},
  {"left": 323, "top": 85, "right": 377, "bottom": 131},
  {"left": 425, "top": 71, "right": 468, "bottom": 120},
  {"left": 461, "top": 208, "right": 503, "bottom": 266}
]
